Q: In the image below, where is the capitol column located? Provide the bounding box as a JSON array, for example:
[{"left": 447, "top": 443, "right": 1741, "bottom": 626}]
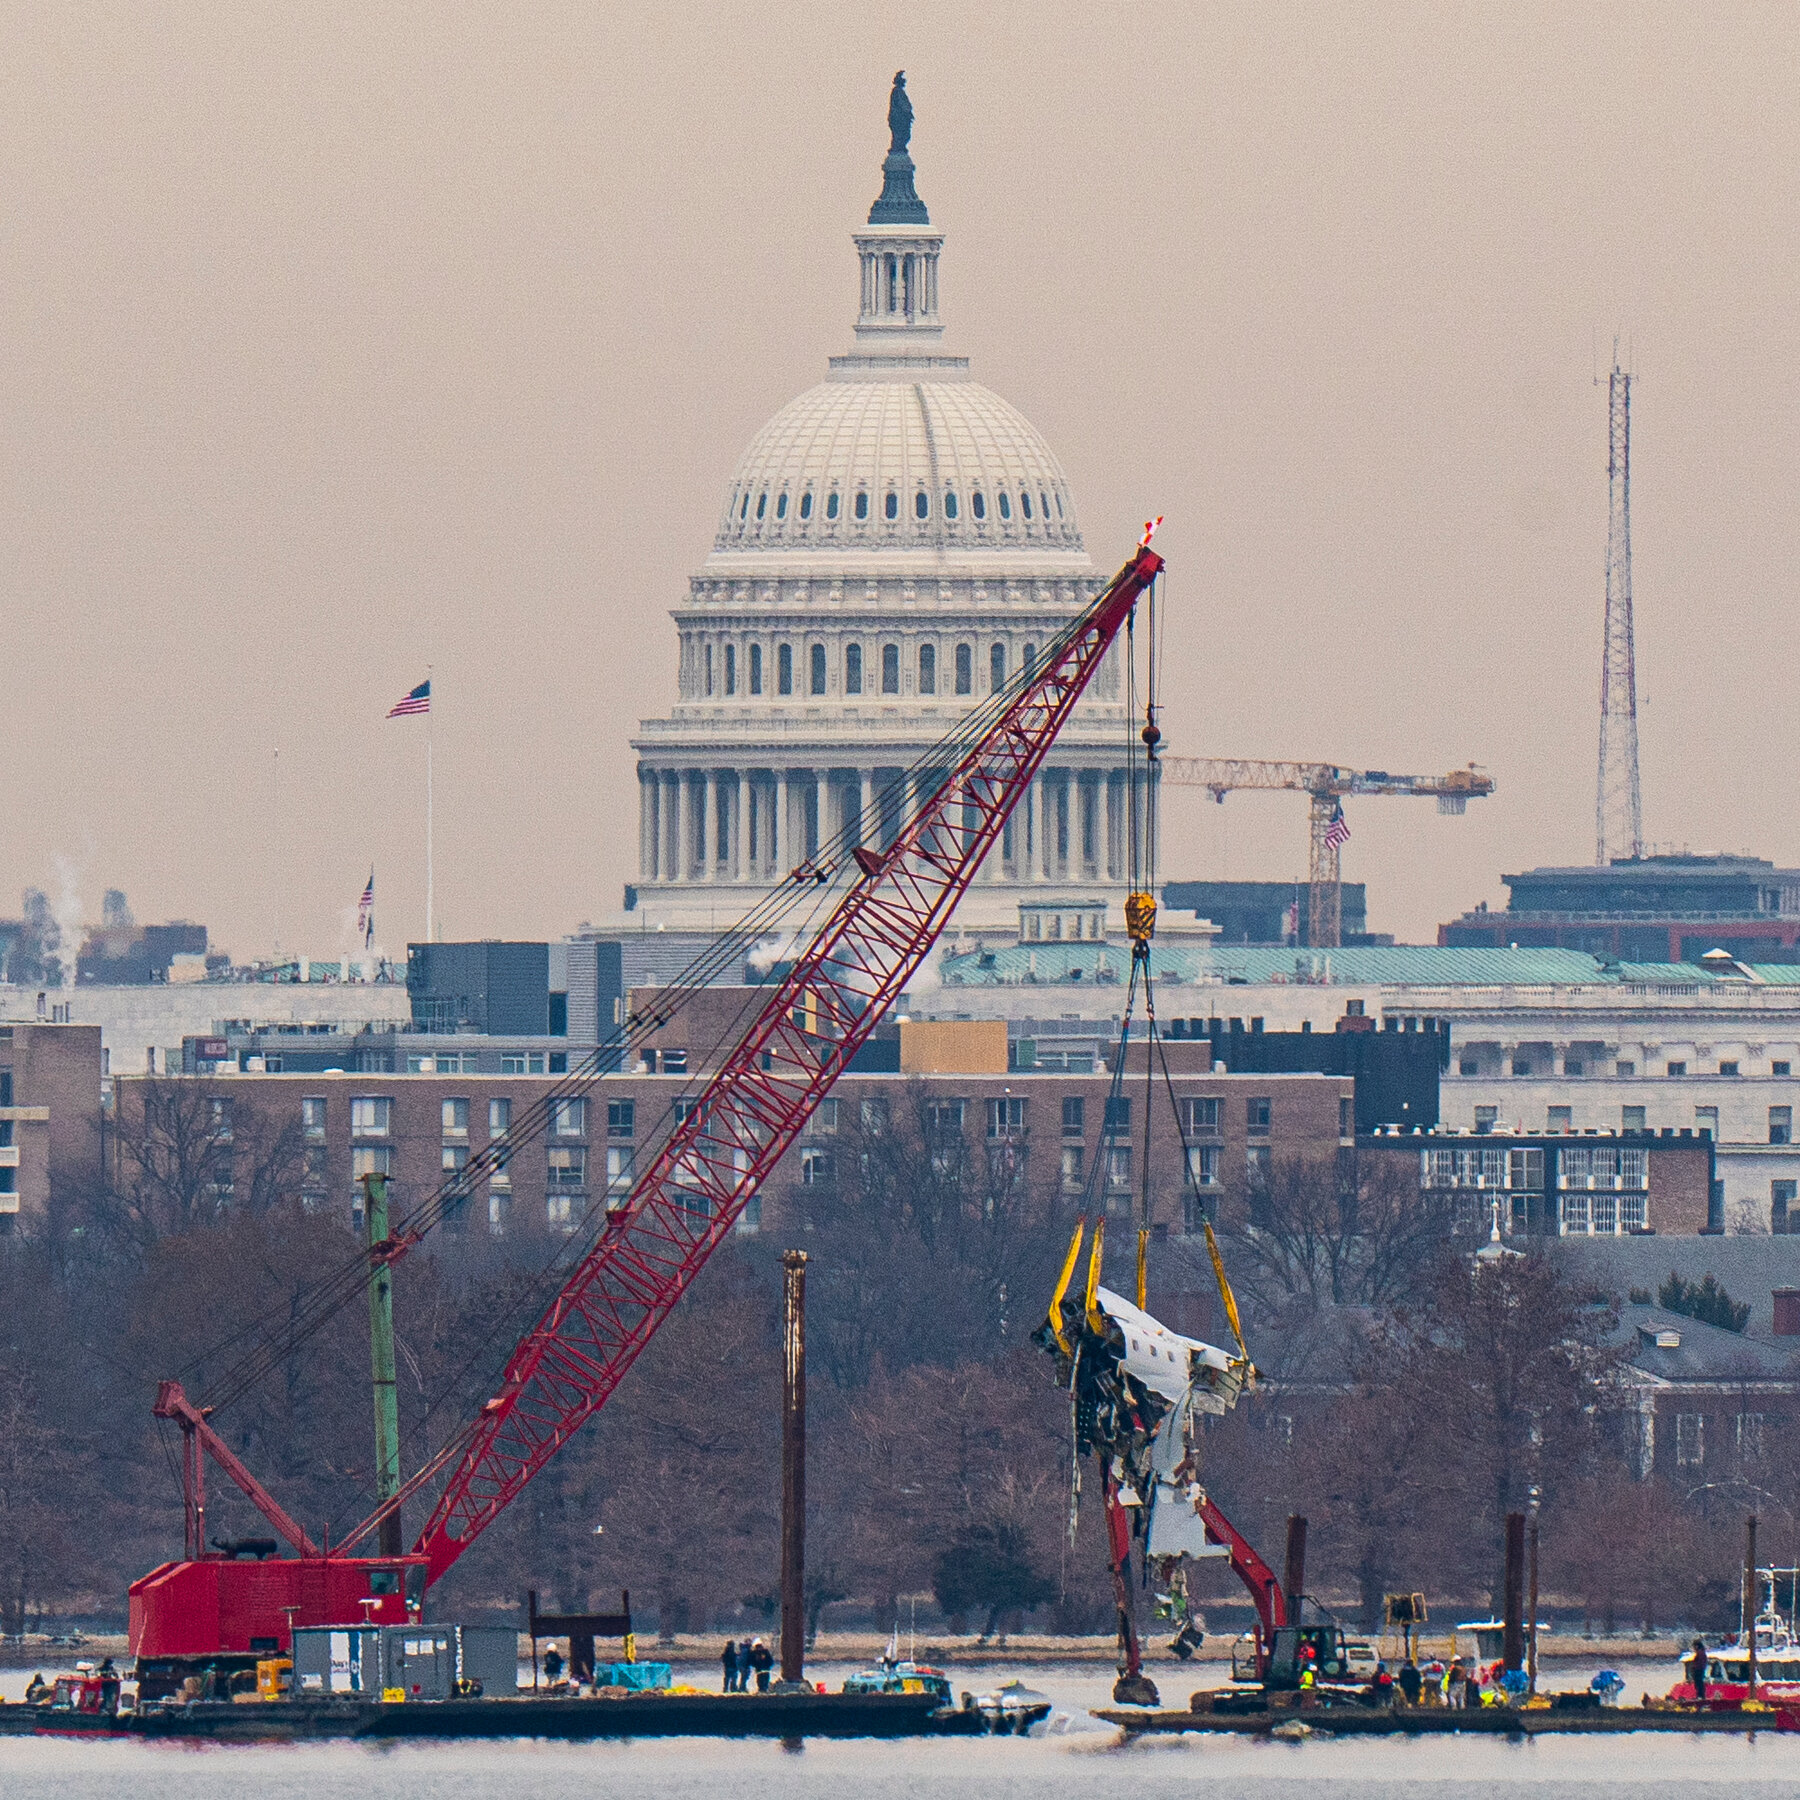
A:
[
  {"left": 736, "top": 771, "right": 751, "bottom": 881},
  {"left": 703, "top": 772, "right": 720, "bottom": 881},
  {"left": 859, "top": 768, "right": 875, "bottom": 849},
  {"left": 1105, "top": 772, "right": 1119, "bottom": 882},
  {"left": 660, "top": 772, "right": 676, "bottom": 881},
  {"left": 677, "top": 773, "right": 694, "bottom": 880},
  {"left": 814, "top": 770, "right": 830, "bottom": 860},
  {"left": 640, "top": 769, "right": 656, "bottom": 883},
  {"left": 775, "top": 769, "right": 790, "bottom": 873}
]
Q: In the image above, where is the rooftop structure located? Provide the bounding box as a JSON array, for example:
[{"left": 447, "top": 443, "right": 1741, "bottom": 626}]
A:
[{"left": 627, "top": 77, "right": 1128, "bottom": 931}]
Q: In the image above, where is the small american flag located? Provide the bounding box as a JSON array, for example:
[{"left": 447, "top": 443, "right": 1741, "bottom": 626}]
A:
[
  {"left": 1323, "top": 802, "right": 1351, "bottom": 851},
  {"left": 357, "top": 870, "right": 375, "bottom": 948},
  {"left": 387, "top": 679, "right": 430, "bottom": 718}
]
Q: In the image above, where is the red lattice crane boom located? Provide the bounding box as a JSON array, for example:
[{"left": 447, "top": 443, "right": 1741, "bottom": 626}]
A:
[{"left": 130, "top": 538, "right": 1163, "bottom": 1669}]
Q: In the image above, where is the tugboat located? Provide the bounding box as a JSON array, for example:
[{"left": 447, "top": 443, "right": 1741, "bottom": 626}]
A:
[{"left": 1669, "top": 1568, "right": 1800, "bottom": 1705}]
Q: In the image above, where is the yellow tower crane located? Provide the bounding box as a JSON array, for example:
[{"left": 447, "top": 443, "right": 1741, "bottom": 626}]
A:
[{"left": 1157, "top": 760, "right": 1495, "bottom": 950}]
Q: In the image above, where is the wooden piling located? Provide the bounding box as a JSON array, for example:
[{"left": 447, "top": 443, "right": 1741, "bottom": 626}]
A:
[
  {"left": 780, "top": 1250, "right": 808, "bottom": 1687},
  {"left": 1502, "top": 1511, "right": 1525, "bottom": 1672}
]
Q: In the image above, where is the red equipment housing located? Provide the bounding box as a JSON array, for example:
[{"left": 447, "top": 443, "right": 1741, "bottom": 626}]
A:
[{"left": 131, "top": 543, "right": 1165, "bottom": 1667}]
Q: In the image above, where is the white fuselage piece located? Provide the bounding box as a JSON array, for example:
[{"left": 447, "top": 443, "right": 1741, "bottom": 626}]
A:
[{"left": 1093, "top": 1286, "right": 1236, "bottom": 1406}]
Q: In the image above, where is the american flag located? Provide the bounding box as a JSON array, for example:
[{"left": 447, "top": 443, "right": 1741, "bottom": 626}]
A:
[
  {"left": 1323, "top": 802, "right": 1351, "bottom": 851},
  {"left": 357, "top": 869, "right": 375, "bottom": 948},
  {"left": 387, "top": 679, "right": 430, "bottom": 718}
]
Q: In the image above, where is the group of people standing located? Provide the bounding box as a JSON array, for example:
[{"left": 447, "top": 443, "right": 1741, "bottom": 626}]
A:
[{"left": 719, "top": 1636, "right": 774, "bottom": 1693}]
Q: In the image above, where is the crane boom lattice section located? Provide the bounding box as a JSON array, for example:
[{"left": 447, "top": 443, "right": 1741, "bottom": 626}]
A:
[{"left": 407, "top": 546, "right": 1163, "bottom": 1581}]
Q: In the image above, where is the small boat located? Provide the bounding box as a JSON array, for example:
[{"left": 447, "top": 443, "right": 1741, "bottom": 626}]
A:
[
  {"left": 1668, "top": 1568, "right": 1800, "bottom": 1706},
  {"left": 841, "top": 1640, "right": 1051, "bottom": 1735},
  {"left": 841, "top": 1643, "right": 954, "bottom": 1704},
  {"left": 957, "top": 1679, "right": 1053, "bottom": 1735}
]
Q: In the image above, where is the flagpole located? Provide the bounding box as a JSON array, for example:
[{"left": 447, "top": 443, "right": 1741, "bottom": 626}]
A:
[{"left": 426, "top": 664, "right": 435, "bottom": 944}]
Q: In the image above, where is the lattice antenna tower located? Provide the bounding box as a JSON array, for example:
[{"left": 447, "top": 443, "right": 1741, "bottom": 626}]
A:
[{"left": 1596, "top": 352, "right": 1643, "bottom": 864}]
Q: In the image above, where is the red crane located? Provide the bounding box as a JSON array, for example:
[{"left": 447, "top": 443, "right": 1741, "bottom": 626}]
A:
[{"left": 129, "top": 536, "right": 1166, "bottom": 1681}]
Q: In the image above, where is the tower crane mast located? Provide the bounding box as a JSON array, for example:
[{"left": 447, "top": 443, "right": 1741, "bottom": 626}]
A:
[
  {"left": 1159, "top": 759, "right": 1495, "bottom": 950},
  {"left": 129, "top": 538, "right": 1165, "bottom": 1673}
]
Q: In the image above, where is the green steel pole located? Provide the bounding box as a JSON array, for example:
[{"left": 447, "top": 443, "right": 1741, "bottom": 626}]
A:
[{"left": 364, "top": 1172, "right": 403, "bottom": 1557}]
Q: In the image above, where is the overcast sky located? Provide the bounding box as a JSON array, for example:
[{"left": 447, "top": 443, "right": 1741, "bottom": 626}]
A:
[{"left": 6, "top": 4, "right": 1797, "bottom": 958}]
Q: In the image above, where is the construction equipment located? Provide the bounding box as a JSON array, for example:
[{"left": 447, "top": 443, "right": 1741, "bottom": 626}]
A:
[
  {"left": 128, "top": 535, "right": 1166, "bottom": 1686},
  {"left": 1159, "top": 759, "right": 1496, "bottom": 949}
]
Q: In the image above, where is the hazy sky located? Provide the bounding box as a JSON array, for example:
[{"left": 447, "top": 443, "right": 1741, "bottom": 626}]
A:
[{"left": 8, "top": 4, "right": 1798, "bottom": 957}]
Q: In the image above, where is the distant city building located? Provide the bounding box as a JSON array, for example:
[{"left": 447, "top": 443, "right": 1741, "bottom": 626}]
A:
[
  {"left": 1441, "top": 853, "right": 1800, "bottom": 963},
  {"left": 0, "top": 1022, "right": 102, "bottom": 1236},
  {"left": 1162, "top": 879, "right": 1376, "bottom": 947},
  {"left": 626, "top": 87, "right": 1130, "bottom": 933}
]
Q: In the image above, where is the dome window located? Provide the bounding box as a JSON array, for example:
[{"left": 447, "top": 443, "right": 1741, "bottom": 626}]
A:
[
  {"left": 998, "top": 491, "right": 1012, "bottom": 521},
  {"left": 705, "top": 644, "right": 715, "bottom": 696},
  {"left": 777, "top": 643, "right": 794, "bottom": 696},
  {"left": 884, "top": 491, "right": 898, "bottom": 521},
  {"left": 800, "top": 491, "right": 813, "bottom": 521},
  {"left": 1040, "top": 491, "right": 1051, "bottom": 522},
  {"left": 749, "top": 644, "right": 764, "bottom": 695},
  {"left": 954, "top": 643, "right": 973, "bottom": 696},
  {"left": 881, "top": 643, "right": 900, "bottom": 695},
  {"left": 756, "top": 492, "right": 767, "bottom": 520},
  {"left": 776, "top": 492, "right": 788, "bottom": 520},
  {"left": 827, "top": 491, "right": 841, "bottom": 520},
  {"left": 918, "top": 643, "right": 936, "bottom": 695},
  {"left": 1021, "top": 491, "right": 1033, "bottom": 520},
  {"left": 810, "top": 644, "right": 828, "bottom": 696},
  {"left": 725, "top": 644, "right": 737, "bottom": 696},
  {"left": 944, "top": 490, "right": 959, "bottom": 521},
  {"left": 915, "top": 490, "right": 929, "bottom": 520},
  {"left": 972, "top": 491, "right": 986, "bottom": 521},
  {"left": 1023, "top": 641, "right": 1038, "bottom": 674},
  {"left": 845, "top": 642, "right": 863, "bottom": 695},
  {"left": 1054, "top": 490, "right": 1064, "bottom": 518},
  {"left": 739, "top": 493, "right": 749, "bottom": 520},
  {"left": 990, "top": 642, "right": 1006, "bottom": 690},
  {"left": 854, "top": 491, "right": 870, "bottom": 521}
]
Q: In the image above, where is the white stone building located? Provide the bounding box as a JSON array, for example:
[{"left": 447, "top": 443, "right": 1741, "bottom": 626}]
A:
[{"left": 628, "top": 92, "right": 1136, "bottom": 933}]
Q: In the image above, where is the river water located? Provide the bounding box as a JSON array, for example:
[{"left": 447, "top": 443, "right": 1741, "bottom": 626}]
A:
[{"left": 3, "top": 1657, "right": 1796, "bottom": 1799}]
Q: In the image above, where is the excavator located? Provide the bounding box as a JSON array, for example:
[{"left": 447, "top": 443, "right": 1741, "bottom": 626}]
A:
[{"left": 128, "top": 535, "right": 1168, "bottom": 1694}]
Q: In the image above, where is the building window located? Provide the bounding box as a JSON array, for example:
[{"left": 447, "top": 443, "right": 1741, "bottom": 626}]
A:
[
  {"left": 302, "top": 1097, "right": 327, "bottom": 1140},
  {"left": 1182, "top": 1188, "right": 1214, "bottom": 1236},
  {"left": 1247, "top": 1097, "right": 1271, "bottom": 1137},
  {"left": 1695, "top": 1105, "right": 1718, "bottom": 1138},
  {"left": 810, "top": 644, "right": 827, "bottom": 695},
  {"left": 1675, "top": 1412, "right": 1705, "bottom": 1469},
  {"left": 750, "top": 644, "right": 763, "bottom": 694},
  {"left": 918, "top": 644, "right": 936, "bottom": 694},
  {"left": 547, "top": 1194, "right": 574, "bottom": 1231},
  {"left": 1338, "top": 1096, "right": 1354, "bottom": 1138},
  {"left": 986, "top": 1096, "right": 1026, "bottom": 1140},
  {"left": 704, "top": 643, "right": 714, "bottom": 695},
  {"left": 489, "top": 1140, "right": 512, "bottom": 1192},
  {"left": 860, "top": 1096, "right": 890, "bottom": 1136},
  {"left": 990, "top": 642, "right": 1006, "bottom": 690},
  {"left": 1615, "top": 1104, "right": 1645, "bottom": 1132},
  {"left": 1062, "top": 1096, "right": 1085, "bottom": 1139},
  {"left": 1105, "top": 1144, "right": 1132, "bottom": 1192},
  {"left": 1061, "top": 1145, "right": 1084, "bottom": 1192},
  {"left": 1459, "top": 1058, "right": 1479, "bottom": 1076},
  {"left": 1182, "top": 1096, "right": 1221, "bottom": 1139},
  {"left": 803, "top": 1098, "right": 839, "bottom": 1137},
  {"left": 350, "top": 1147, "right": 392, "bottom": 1217},
  {"left": 661, "top": 1049, "right": 689, "bottom": 1075},
  {"left": 1666, "top": 1061, "right": 1686, "bottom": 1076},
  {"left": 1616, "top": 1059, "right": 1636, "bottom": 1077},
  {"left": 925, "top": 1099, "right": 966, "bottom": 1137},
  {"left": 1247, "top": 1143, "right": 1272, "bottom": 1182},
  {"left": 488, "top": 1097, "right": 512, "bottom": 1137},
  {"left": 608, "top": 1100, "right": 635, "bottom": 1139},
  {"left": 551, "top": 1097, "right": 586, "bottom": 1137},
  {"left": 755, "top": 492, "right": 766, "bottom": 520},
  {"left": 881, "top": 643, "right": 899, "bottom": 694},
  {"left": 547, "top": 1146, "right": 586, "bottom": 1189},
  {"left": 1103, "top": 1096, "right": 1131, "bottom": 1138},
  {"left": 1771, "top": 1106, "right": 1792, "bottom": 1145},
  {"left": 883, "top": 490, "right": 898, "bottom": 520},
  {"left": 500, "top": 1052, "right": 547, "bottom": 1075},
  {"left": 442, "top": 1098, "right": 468, "bottom": 1139},
  {"left": 954, "top": 643, "right": 973, "bottom": 695},
  {"left": 725, "top": 644, "right": 737, "bottom": 694},
  {"left": 1021, "top": 490, "right": 1033, "bottom": 519},
  {"left": 351, "top": 1097, "right": 391, "bottom": 1138},
  {"left": 1512, "top": 1058, "right": 1533, "bottom": 1077},
  {"left": 778, "top": 643, "right": 793, "bottom": 695},
  {"left": 1773, "top": 1180, "right": 1797, "bottom": 1234},
  {"left": 1475, "top": 1106, "right": 1498, "bottom": 1134},
  {"left": 854, "top": 490, "right": 869, "bottom": 521},
  {"left": 443, "top": 1143, "right": 469, "bottom": 1173},
  {"left": 800, "top": 1148, "right": 834, "bottom": 1186},
  {"left": 1187, "top": 1144, "right": 1221, "bottom": 1189},
  {"left": 826, "top": 490, "right": 840, "bottom": 520},
  {"left": 607, "top": 1146, "right": 634, "bottom": 1193},
  {"left": 1736, "top": 1413, "right": 1765, "bottom": 1461},
  {"left": 945, "top": 490, "right": 959, "bottom": 520},
  {"left": 845, "top": 642, "right": 863, "bottom": 694},
  {"left": 1775, "top": 1059, "right": 1793, "bottom": 1076},
  {"left": 776, "top": 491, "right": 788, "bottom": 520},
  {"left": 998, "top": 491, "right": 1012, "bottom": 520},
  {"left": 1565, "top": 1058, "right": 1585, "bottom": 1076},
  {"left": 1719, "top": 1060, "right": 1740, "bottom": 1077},
  {"left": 799, "top": 490, "right": 813, "bottom": 521},
  {"left": 1547, "top": 1106, "right": 1572, "bottom": 1133},
  {"left": 914, "top": 490, "right": 928, "bottom": 520},
  {"left": 972, "top": 490, "right": 986, "bottom": 520}
]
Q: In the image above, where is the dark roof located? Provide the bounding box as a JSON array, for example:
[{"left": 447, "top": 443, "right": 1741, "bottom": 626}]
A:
[
  {"left": 1552, "top": 1235, "right": 1800, "bottom": 1336},
  {"left": 1608, "top": 1304, "right": 1800, "bottom": 1385}
]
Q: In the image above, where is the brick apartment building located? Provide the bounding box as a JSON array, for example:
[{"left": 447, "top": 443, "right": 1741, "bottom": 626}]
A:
[{"left": 0, "top": 1021, "right": 103, "bottom": 1235}]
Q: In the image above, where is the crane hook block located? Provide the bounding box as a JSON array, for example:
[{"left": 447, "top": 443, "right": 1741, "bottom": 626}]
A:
[{"left": 1125, "top": 892, "right": 1157, "bottom": 944}]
